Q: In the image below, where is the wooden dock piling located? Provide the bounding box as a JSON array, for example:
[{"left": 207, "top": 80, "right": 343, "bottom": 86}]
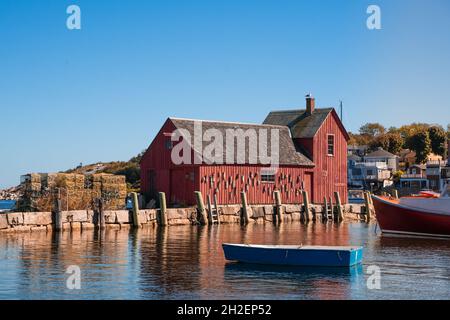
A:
[
  {"left": 207, "top": 195, "right": 213, "bottom": 224},
  {"left": 98, "top": 198, "right": 105, "bottom": 230},
  {"left": 334, "top": 191, "right": 344, "bottom": 222},
  {"left": 195, "top": 191, "right": 208, "bottom": 225},
  {"left": 274, "top": 190, "right": 283, "bottom": 223},
  {"left": 240, "top": 192, "right": 250, "bottom": 224},
  {"left": 363, "top": 192, "right": 372, "bottom": 222},
  {"left": 54, "top": 188, "right": 63, "bottom": 231},
  {"left": 302, "top": 190, "right": 311, "bottom": 222},
  {"left": 158, "top": 192, "right": 168, "bottom": 226},
  {"left": 213, "top": 194, "right": 220, "bottom": 225},
  {"left": 131, "top": 192, "right": 140, "bottom": 227}
]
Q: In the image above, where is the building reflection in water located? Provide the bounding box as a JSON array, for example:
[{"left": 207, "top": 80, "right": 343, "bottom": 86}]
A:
[{"left": 0, "top": 222, "right": 366, "bottom": 299}]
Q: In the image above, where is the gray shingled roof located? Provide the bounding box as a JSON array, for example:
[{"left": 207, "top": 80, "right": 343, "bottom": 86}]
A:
[
  {"left": 169, "top": 118, "right": 314, "bottom": 166},
  {"left": 365, "top": 148, "right": 397, "bottom": 158},
  {"left": 348, "top": 154, "right": 362, "bottom": 162},
  {"left": 263, "top": 108, "right": 334, "bottom": 138}
]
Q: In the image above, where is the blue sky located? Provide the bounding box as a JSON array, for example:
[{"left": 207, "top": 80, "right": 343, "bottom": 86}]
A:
[{"left": 1, "top": 0, "right": 450, "bottom": 188}]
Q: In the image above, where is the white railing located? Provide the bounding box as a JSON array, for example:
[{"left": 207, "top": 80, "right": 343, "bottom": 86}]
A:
[
  {"left": 354, "top": 162, "right": 388, "bottom": 169},
  {"left": 401, "top": 173, "right": 426, "bottom": 179}
]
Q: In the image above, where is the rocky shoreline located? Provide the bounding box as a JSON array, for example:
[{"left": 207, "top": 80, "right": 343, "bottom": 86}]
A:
[{"left": 0, "top": 186, "right": 21, "bottom": 201}]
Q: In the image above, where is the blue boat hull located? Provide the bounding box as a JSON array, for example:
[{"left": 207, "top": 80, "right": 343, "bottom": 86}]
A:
[{"left": 222, "top": 244, "right": 363, "bottom": 267}]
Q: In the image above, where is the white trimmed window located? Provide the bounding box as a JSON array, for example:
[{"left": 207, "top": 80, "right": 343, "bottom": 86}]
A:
[
  {"left": 327, "top": 134, "right": 335, "bottom": 156},
  {"left": 261, "top": 168, "right": 276, "bottom": 183}
]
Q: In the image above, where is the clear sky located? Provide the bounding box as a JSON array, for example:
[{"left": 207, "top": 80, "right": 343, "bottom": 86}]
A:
[{"left": 1, "top": 0, "right": 450, "bottom": 188}]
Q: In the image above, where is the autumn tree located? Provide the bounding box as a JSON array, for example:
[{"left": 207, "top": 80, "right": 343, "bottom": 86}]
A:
[
  {"left": 398, "top": 123, "right": 430, "bottom": 141},
  {"left": 359, "top": 123, "right": 386, "bottom": 137},
  {"left": 428, "top": 126, "right": 446, "bottom": 157},
  {"left": 348, "top": 132, "right": 372, "bottom": 146},
  {"left": 408, "top": 130, "right": 432, "bottom": 163},
  {"left": 369, "top": 132, "right": 404, "bottom": 154}
]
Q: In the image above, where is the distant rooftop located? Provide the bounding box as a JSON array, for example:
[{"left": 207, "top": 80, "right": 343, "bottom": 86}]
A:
[{"left": 365, "top": 148, "right": 397, "bottom": 158}]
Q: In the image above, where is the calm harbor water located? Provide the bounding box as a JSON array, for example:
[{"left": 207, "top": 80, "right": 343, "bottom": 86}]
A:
[{"left": 0, "top": 222, "right": 449, "bottom": 300}]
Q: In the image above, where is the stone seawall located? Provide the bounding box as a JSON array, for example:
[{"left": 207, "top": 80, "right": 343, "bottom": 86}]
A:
[{"left": 0, "top": 203, "right": 367, "bottom": 233}]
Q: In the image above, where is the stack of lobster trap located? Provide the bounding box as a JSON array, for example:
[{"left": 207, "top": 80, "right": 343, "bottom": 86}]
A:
[{"left": 17, "top": 173, "right": 127, "bottom": 212}]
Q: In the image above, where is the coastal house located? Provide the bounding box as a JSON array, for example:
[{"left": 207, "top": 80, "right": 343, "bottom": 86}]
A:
[
  {"left": 348, "top": 158, "right": 392, "bottom": 190},
  {"left": 364, "top": 148, "right": 398, "bottom": 172},
  {"left": 348, "top": 145, "right": 368, "bottom": 157},
  {"left": 399, "top": 149, "right": 444, "bottom": 169},
  {"left": 140, "top": 95, "right": 349, "bottom": 206},
  {"left": 442, "top": 156, "right": 450, "bottom": 190},
  {"left": 399, "top": 149, "right": 416, "bottom": 168},
  {"left": 399, "top": 158, "right": 448, "bottom": 193},
  {"left": 347, "top": 147, "right": 396, "bottom": 191},
  {"left": 400, "top": 164, "right": 428, "bottom": 190},
  {"left": 426, "top": 160, "right": 446, "bottom": 192}
]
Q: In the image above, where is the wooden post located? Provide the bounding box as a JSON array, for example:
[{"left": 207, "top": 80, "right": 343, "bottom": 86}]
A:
[
  {"left": 363, "top": 192, "right": 372, "bottom": 222},
  {"left": 98, "top": 198, "right": 105, "bottom": 229},
  {"left": 328, "top": 196, "right": 334, "bottom": 221},
  {"left": 302, "top": 190, "right": 311, "bottom": 222},
  {"left": 334, "top": 191, "right": 344, "bottom": 222},
  {"left": 392, "top": 189, "right": 399, "bottom": 199},
  {"left": 158, "top": 192, "right": 168, "bottom": 226},
  {"left": 240, "top": 192, "right": 250, "bottom": 224},
  {"left": 207, "top": 194, "right": 213, "bottom": 224},
  {"left": 54, "top": 188, "right": 63, "bottom": 231},
  {"left": 195, "top": 191, "right": 208, "bottom": 225},
  {"left": 274, "top": 190, "right": 283, "bottom": 223},
  {"left": 323, "top": 197, "right": 328, "bottom": 221},
  {"left": 213, "top": 194, "right": 220, "bottom": 224},
  {"left": 131, "top": 192, "right": 140, "bottom": 227}
]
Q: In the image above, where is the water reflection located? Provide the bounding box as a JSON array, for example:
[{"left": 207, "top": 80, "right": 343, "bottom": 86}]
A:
[
  {"left": 0, "top": 222, "right": 449, "bottom": 299},
  {"left": 223, "top": 263, "right": 364, "bottom": 300}
]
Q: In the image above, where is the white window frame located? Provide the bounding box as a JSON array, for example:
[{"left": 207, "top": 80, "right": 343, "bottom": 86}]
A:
[{"left": 327, "top": 134, "right": 335, "bottom": 156}]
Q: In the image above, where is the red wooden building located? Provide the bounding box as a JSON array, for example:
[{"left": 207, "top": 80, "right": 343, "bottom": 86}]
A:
[{"left": 140, "top": 95, "right": 349, "bottom": 206}]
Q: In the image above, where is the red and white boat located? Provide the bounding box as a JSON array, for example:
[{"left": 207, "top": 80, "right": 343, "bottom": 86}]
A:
[{"left": 372, "top": 185, "right": 450, "bottom": 239}]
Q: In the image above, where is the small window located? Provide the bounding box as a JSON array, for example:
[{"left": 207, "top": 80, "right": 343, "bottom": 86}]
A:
[
  {"left": 260, "top": 168, "right": 276, "bottom": 183},
  {"left": 261, "top": 173, "right": 275, "bottom": 183},
  {"left": 327, "top": 135, "right": 335, "bottom": 156}
]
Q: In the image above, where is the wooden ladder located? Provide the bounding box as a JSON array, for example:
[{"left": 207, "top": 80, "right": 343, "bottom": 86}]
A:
[
  {"left": 207, "top": 194, "right": 221, "bottom": 225},
  {"left": 323, "top": 197, "right": 334, "bottom": 220}
]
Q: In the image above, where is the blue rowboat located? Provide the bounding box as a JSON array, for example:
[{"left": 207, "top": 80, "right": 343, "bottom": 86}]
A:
[{"left": 222, "top": 244, "right": 363, "bottom": 267}]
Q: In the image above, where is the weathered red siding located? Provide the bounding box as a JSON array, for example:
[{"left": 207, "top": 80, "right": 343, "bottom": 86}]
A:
[
  {"left": 141, "top": 110, "right": 348, "bottom": 206},
  {"left": 308, "top": 111, "right": 348, "bottom": 203},
  {"left": 141, "top": 119, "right": 199, "bottom": 205},
  {"left": 199, "top": 165, "right": 314, "bottom": 205}
]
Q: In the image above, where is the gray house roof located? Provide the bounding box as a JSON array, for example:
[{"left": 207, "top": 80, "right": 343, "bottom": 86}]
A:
[
  {"left": 365, "top": 148, "right": 397, "bottom": 159},
  {"left": 169, "top": 118, "right": 314, "bottom": 166},
  {"left": 263, "top": 108, "right": 334, "bottom": 138},
  {"left": 348, "top": 154, "right": 362, "bottom": 162}
]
